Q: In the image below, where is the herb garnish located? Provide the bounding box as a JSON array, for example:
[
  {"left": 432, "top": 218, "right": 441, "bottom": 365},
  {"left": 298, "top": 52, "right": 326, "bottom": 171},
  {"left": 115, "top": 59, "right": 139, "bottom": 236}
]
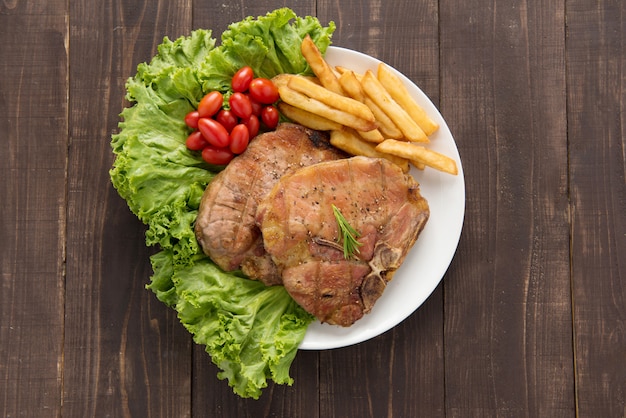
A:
[{"left": 332, "top": 204, "right": 362, "bottom": 259}]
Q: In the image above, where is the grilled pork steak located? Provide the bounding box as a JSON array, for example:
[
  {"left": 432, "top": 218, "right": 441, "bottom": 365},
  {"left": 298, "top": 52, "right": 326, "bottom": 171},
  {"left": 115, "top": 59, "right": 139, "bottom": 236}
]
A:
[
  {"left": 256, "top": 156, "right": 430, "bottom": 326},
  {"left": 194, "top": 123, "right": 345, "bottom": 285}
]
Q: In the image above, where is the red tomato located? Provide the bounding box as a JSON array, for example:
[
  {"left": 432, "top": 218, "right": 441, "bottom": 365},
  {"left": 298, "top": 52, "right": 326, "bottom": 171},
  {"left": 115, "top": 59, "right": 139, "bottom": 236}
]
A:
[
  {"left": 229, "top": 92, "right": 252, "bottom": 119},
  {"left": 185, "top": 130, "right": 207, "bottom": 151},
  {"left": 198, "top": 91, "right": 223, "bottom": 118},
  {"left": 243, "top": 114, "right": 260, "bottom": 138},
  {"left": 184, "top": 110, "right": 200, "bottom": 129},
  {"left": 201, "top": 146, "right": 234, "bottom": 165},
  {"left": 216, "top": 109, "right": 238, "bottom": 132},
  {"left": 229, "top": 124, "right": 250, "bottom": 154},
  {"left": 197, "top": 118, "right": 230, "bottom": 148},
  {"left": 248, "top": 78, "right": 279, "bottom": 104},
  {"left": 231, "top": 66, "right": 254, "bottom": 93},
  {"left": 249, "top": 98, "right": 263, "bottom": 116},
  {"left": 261, "top": 105, "right": 279, "bottom": 129}
]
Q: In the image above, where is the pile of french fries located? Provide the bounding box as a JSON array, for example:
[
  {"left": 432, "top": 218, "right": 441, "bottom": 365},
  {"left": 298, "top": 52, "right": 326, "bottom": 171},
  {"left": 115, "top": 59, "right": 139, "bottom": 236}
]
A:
[{"left": 273, "top": 35, "right": 458, "bottom": 176}]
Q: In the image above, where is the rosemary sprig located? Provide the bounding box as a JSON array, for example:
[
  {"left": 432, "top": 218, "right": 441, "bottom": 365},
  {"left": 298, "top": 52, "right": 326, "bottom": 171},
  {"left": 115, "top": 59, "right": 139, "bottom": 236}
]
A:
[{"left": 332, "top": 204, "right": 362, "bottom": 259}]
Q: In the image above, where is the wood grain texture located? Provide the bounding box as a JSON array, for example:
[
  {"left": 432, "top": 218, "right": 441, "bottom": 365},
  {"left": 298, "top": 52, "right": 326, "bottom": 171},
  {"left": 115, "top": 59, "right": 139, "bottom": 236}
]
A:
[
  {"left": 318, "top": 294, "right": 445, "bottom": 418},
  {"left": 440, "top": 0, "right": 574, "bottom": 416},
  {"left": 63, "top": 0, "right": 193, "bottom": 416},
  {"left": 567, "top": 1, "right": 626, "bottom": 417},
  {"left": 326, "top": 0, "right": 440, "bottom": 102},
  {"left": 3, "top": 0, "right": 626, "bottom": 416},
  {"left": 0, "top": 2, "right": 68, "bottom": 417}
]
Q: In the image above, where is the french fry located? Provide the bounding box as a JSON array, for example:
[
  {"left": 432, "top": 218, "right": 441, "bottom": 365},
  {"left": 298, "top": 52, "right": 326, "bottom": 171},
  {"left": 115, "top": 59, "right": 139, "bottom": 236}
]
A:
[
  {"left": 361, "top": 70, "right": 429, "bottom": 143},
  {"left": 334, "top": 66, "right": 355, "bottom": 77},
  {"left": 337, "top": 71, "right": 385, "bottom": 143},
  {"left": 377, "top": 63, "right": 439, "bottom": 136},
  {"left": 273, "top": 74, "right": 322, "bottom": 91},
  {"left": 278, "top": 102, "right": 343, "bottom": 131},
  {"left": 412, "top": 160, "right": 426, "bottom": 170},
  {"left": 301, "top": 35, "right": 345, "bottom": 95},
  {"left": 336, "top": 70, "right": 401, "bottom": 138},
  {"left": 278, "top": 86, "right": 377, "bottom": 132},
  {"left": 338, "top": 70, "right": 366, "bottom": 101},
  {"left": 375, "top": 139, "right": 458, "bottom": 175},
  {"left": 287, "top": 75, "right": 376, "bottom": 124},
  {"left": 364, "top": 97, "right": 403, "bottom": 139},
  {"left": 355, "top": 125, "right": 385, "bottom": 144},
  {"left": 330, "top": 129, "right": 410, "bottom": 172},
  {"left": 271, "top": 73, "right": 293, "bottom": 89}
]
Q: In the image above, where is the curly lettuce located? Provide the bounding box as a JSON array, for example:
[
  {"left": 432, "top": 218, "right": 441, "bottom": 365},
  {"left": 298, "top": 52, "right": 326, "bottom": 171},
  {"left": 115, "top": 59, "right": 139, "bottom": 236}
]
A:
[
  {"left": 153, "top": 252, "right": 311, "bottom": 397},
  {"left": 110, "top": 8, "right": 333, "bottom": 399}
]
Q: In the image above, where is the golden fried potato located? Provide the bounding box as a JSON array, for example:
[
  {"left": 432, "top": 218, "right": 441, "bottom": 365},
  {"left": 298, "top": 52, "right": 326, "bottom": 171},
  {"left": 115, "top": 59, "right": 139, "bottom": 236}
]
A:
[
  {"left": 338, "top": 70, "right": 366, "bottom": 101},
  {"left": 273, "top": 74, "right": 321, "bottom": 90},
  {"left": 355, "top": 126, "right": 385, "bottom": 143},
  {"left": 278, "top": 86, "right": 377, "bottom": 132},
  {"left": 361, "top": 70, "right": 429, "bottom": 143},
  {"left": 363, "top": 97, "right": 403, "bottom": 139},
  {"left": 278, "top": 102, "right": 343, "bottom": 131},
  {"left": 330, "top": 129, "right": 410, "bottom": 172},
  {"left": 375, "top": 139, "right": 458, "bottom": 175},
  {"left": 287, "top": 75, "right": 376, "bottom": 123},
  {"left": 301, "top": 35, "right": 345, "bottom": 95},
  {"left": 377, "top": 63, "right": 439, "bottom": 136},
  {"left": 271, "top": 73, "right": 293, "bottom": 89},
  {"left": 336, "top": 71, "right": 385, "bottom": 143}
]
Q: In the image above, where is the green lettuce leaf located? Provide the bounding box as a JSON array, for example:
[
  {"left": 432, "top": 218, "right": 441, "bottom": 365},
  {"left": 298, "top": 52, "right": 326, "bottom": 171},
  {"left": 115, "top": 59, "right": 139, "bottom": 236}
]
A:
[
  {"left": 148, "top": 250, "right": 314, "bottom": 399},
  {"left": 168, "top": 253, "right": 313, "bottom": 399},
  {"left": 110, "top": 8, "right": 333, "bottom": 399},
  {"left": 197, "top": 8, "right": 335, "bottom": 96}
]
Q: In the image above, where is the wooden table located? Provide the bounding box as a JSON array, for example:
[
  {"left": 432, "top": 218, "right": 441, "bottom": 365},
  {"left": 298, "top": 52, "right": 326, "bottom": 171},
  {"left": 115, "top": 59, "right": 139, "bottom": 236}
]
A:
[{"left": 2, "top": 0, "right": 624, "bottom": 416}]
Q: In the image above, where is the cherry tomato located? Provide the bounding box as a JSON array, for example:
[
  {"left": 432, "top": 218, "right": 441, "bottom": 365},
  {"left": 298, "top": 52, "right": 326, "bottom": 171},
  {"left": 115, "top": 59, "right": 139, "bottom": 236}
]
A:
[
  {"left": 185, "top": 130, "right": 207, "bottom": 151},
  {"left": 248, "top": 78, "right": 279, "bottom": 104},
  {"left": 231, "top": 66, "right": 254, "bottom": 93},
  {"left": 201, "top": 146, "right": 234, "bottom": 165},
  {"left": 243, "top": 114, "right": 260, "bottom": 138},
  {"left": 197, "top": 118, "right": 230, "bottom": 148},
  {"left": 261, "top": 105, "right": 280, "bottom": 129},
  {"left": 229, "top": 92, "right": 253, "bottom": 119},
  {"left": 229, "top": 124, "right": 250, "bottom": 154},
  {"left": 249, "top": 98, "right": 263, "bottom": 116},
  {"left": 216, "top": 109, "right": 238, "bottom": 132},
  {"left": 198, "top": 91, "right": 223, "bottom": 118},
  {"left": 184, "top": 110, "right": 200, "bottom": 129}
]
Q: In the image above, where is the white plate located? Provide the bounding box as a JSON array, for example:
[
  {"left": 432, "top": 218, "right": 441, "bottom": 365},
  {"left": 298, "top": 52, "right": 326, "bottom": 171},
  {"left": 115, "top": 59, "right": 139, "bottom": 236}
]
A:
[{"left": 299, "top": 46, "right": 465, "bottom": 350}]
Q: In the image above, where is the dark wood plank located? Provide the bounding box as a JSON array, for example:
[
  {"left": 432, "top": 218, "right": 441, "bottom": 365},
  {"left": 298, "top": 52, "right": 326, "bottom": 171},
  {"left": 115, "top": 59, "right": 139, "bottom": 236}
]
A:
[
  {"left": 322, "top": 0, "right": 440, "bottom": 101},
  {"left": 192, "top": 346, "right": 320, "bottom": 417},
  {"left": 567, "top": 1, "right": 626, "bottom": 417},
  {"left": 0, "top": 2, "right": 67, "bottom": 416},
  {"left": 188, "top": 4, "right": 322, "bottom": 415},
  {"left": 315, "top": 1, "right": 445, "bottom": 416},
  {"left": 63, "top": 0, "right": 194, "bottom": 416},
  {"left": 318, "top": 294, "right": 445, "bottom": 418},
  {"left": 440, "top": 0, "right": 575, "bottom": 416}
]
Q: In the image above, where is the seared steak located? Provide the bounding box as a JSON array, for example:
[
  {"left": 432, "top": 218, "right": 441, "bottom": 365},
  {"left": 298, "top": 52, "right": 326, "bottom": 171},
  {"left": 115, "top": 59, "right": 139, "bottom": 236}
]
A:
[
  {"left": 194, "top": 123, "right": 345, "bottom": 285},
  {"left": 256, "top": 156, "right": 429, "bottom": 326}
]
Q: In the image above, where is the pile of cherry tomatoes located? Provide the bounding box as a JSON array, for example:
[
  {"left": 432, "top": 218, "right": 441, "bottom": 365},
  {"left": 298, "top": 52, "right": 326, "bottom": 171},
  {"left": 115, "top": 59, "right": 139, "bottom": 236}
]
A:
[{"left": 184, "top": 66, "right": 280, "bottom": 165}]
